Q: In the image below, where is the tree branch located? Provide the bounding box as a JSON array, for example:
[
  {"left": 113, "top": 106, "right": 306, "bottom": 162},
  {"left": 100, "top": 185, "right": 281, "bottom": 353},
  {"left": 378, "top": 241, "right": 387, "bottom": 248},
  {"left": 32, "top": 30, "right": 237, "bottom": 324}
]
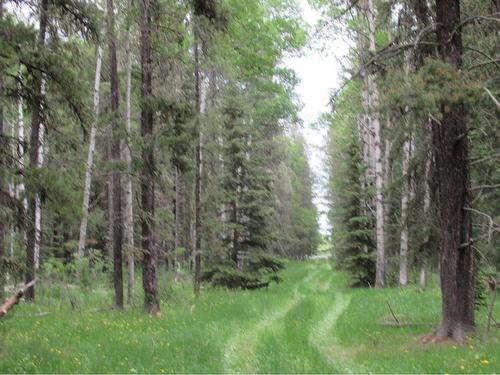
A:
[{"left": 483, "top": 87, "right": 500, "bottom": 111}]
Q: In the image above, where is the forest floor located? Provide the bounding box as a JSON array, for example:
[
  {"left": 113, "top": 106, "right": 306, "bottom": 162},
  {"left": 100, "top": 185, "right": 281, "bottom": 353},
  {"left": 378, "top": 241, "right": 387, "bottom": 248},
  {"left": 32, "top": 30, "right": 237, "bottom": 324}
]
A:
[{"left": 0, "top": 260, "right": 499, "bottom": 373}]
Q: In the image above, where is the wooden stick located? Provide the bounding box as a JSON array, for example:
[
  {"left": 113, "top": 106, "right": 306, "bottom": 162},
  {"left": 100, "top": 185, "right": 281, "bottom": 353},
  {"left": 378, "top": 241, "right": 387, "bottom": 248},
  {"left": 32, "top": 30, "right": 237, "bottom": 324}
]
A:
[
  {"left": 386, "top": 301, "right": 400, "bottom": 325},
  {"left": 0, "top": 279, "right": 37, "bottom": 318},
  {"left": 484, "top": 87, "right": 500, "bottom": 111},
  {"left": 492, "top": 315, "right": 499, "bottom": 327},
  {"left": 379, "top": 322, "right": 433, "bottom": 327}
]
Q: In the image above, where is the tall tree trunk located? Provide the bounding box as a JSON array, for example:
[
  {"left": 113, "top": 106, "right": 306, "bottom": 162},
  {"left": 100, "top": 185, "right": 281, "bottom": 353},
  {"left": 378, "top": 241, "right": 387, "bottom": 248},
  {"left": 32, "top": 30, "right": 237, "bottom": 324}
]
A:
[
  {"left": 231, "top": 198, "right": 238, "bottom": 264},
  {"left": 383, "top": 116, "right": 392, "bottom": 236},
  {"left": 399, "top": 49, "right": 413, "bottom": 287},
  {"left": 123, "top": 0, "right": 135, "bottom": 305},
  {"left": 12, "top": 64, "right": 26, "bottom": 273},
  {"left": 193, "top": 30, "right": 206, "bottom": 294},
  {"left": 78, "top": 44, "right": 103, "bottom": 257},
  {"left": 174, "top": 167, "right": 186, "bottom": 282},
  {"left": 107, "top": 0, "right": 123, "bottom": 309},
  {"left": 357, "top": 30, "right": 371, "bottom": 255},
  {"left": 434, "top": 0, "right": 474, "bottom": 342},
  {"left": 365, "top": 0, "right": 385, "bottom": 287},
  {"left": 419, "top": 261, "right": 427, "bottom": 288},
  {"left": 26, "top": 0, "right": 48, "bottom": 301},
  {"left": 174, "top": 168, "right": 180, "bottom": 281},
  {"left": 0, "top": 16, "right": 5, "bottom": 299},
  {"left": 419, "top": 150, "right": 431, "bottom": 289},
  {"left": 16, "top": 65, "right": 27, "bottom": 212},
  {"left": 408, "top": 0, "right": 434, "bottom": 291},
  {"left": 140, "top": 0, "right": 160, "bottom": 315},
  {"left": 399, "top": 135, "right": 411, "bottom": 287}
]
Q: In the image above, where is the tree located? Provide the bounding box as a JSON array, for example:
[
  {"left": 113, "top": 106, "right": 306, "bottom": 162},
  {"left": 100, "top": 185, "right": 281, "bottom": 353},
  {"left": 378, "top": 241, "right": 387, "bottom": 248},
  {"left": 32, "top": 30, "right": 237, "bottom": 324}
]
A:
[
  {"left": 78, "top": 43, "right": 103, "bottom": 259},
  {"left": 399, "top": 50, "right": 414, "bottom": 288},
  {"left": 25, "top": 0, "right": 49, "bottom": 301},
  {"left": 123, "top": 0, "right": 135, "bottom": 305},
  {"left": 192, "top": 17, "right": 205, "bottom": 294},
  {"left": 327, "top": 81, "right": 375, "bottom": 287},
  {"left": 364, "top": 0, "right": 385, "bottom": 288},
  {"left": 0, "top": 0, "right": 5, "bottom": 298},
  {"left": 432, "top": 0, "right": 474, "bottom": 342},
  {"left": 106, "top": 0, "right": 124, "bottom": 309},
  {"left": 140, "top": 0, "right": 160, "bottom": 315}
]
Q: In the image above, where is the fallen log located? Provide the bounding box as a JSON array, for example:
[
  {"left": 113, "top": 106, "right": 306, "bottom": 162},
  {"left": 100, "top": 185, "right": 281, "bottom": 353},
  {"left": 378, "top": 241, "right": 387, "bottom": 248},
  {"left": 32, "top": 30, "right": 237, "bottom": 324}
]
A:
[{"left": 0, "top": 279, "right": 37, "bottom": 318}]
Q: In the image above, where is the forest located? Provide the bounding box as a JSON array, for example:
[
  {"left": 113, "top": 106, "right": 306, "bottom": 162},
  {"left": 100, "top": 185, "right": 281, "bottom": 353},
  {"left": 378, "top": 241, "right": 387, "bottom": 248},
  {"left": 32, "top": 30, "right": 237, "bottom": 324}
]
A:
[{"left": 0, "top": 0, "right": 499, "bottom": 373}]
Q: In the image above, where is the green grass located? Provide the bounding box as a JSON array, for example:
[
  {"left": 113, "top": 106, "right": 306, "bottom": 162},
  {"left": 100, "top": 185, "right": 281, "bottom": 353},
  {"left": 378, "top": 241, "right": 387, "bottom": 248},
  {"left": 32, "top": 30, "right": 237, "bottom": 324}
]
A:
[{"left": 0, "top": 260, "right": 499, "bottom": 373}]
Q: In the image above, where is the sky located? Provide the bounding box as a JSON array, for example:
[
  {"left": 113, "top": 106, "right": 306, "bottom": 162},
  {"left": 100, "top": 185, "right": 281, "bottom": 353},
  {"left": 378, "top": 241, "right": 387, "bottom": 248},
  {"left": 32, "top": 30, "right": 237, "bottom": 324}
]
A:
[{"left": 283, "top": 0, "right": 349, "bottom": 235}]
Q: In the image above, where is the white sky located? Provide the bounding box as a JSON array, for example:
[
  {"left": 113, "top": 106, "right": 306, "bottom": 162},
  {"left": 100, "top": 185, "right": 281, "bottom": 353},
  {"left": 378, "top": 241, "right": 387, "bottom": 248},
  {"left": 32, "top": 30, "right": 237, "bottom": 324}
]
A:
[{"left": 283, "top": 0, "right": 349, "bottom": 235}]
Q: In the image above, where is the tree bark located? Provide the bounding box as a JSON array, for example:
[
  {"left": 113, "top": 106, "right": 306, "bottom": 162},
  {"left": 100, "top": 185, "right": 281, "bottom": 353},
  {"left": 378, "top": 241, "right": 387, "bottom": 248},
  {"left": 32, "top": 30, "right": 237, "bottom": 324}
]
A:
[
  {"left": 140, "top": 0, "right": 160, "bottom": 315},
  {"left": 78, "top": 44, "right": 103, "bottom": 257},
  {"left": 419, "top": 261, "right": 428, "bottom": 289},
  {"left": 26, "top": 0, "right": 49, "bottom": 301},
  {"left": 193, "top": 29, "right": 206, "bottom": 294},
  {"left": 174, "top": 168, "right": 180, "bottom": 281},
  {"left": 174, "top": 167, "right": 187, "bottom": 282},
  {"left": 365, "top": 0, "right": 385, "bottom": 287},
  {"left": 357, "top": 29, "right": 371, "bottom": 255},
  {"left": 0, "top": 29, "right": 5, "bottom": 300},
  {"left": 16, "top": 64, "right": 27, "bottom": 212},
  {"left": 420, "top": 140, "right": 432, "bottom": 290},
  {"left": 434, "top": 0, "right": 474, "bottom": 342},
  {"left": 399, "top": 135, "right": 411, "bottom": 287},
  {"left": 123, "top": 0, "right": 135, "bottom": 305},
  {"left": 399, "top": 49, "right": 414, "bottom": 287},
  {"left": 107, "top": 0, "right": 123, "bottom": 309}
]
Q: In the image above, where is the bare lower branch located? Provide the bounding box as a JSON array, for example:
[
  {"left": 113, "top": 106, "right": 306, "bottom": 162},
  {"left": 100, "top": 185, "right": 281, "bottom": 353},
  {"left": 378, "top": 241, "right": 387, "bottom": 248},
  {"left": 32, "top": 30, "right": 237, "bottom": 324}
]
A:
[
  {"left": 471, "top": 183, "right": 500, "bottom": 191},
  {"left": 470, "top": 152, "right": 500, "bottom": 165},
  {"left": 483, "top": 87, "right": 500, "bottom": 111}
]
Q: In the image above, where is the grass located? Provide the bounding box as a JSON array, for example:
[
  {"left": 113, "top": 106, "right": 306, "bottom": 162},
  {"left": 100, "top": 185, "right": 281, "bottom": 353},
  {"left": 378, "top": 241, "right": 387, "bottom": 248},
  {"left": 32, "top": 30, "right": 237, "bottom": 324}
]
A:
[{"left": 0, "top": 260, "right": 499, "bottom": 373}]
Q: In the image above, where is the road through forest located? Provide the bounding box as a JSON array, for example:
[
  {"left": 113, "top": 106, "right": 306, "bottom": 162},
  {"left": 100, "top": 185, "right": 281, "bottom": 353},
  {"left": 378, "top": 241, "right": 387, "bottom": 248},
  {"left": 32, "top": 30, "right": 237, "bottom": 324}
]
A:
[
  {"left": 2, "top": 259, "right": 499, "bottom": 373},
  {"left": 223, "top": 260, "right": 355, "bottom": 373},
  {"left": 1, "top": 259, "right": 356, "bottom": 373}
]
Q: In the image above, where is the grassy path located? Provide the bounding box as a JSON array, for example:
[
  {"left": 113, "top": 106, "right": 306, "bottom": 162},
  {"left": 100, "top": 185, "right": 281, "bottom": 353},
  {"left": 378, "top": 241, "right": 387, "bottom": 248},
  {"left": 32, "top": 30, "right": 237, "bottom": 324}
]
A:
[
  {"left": 223, "top": 262, "right": 326, "bottom": 373},
  {"left": 0, "top": 260, "right": 350, "bottom": 373},
  {"left": 308, "top": 292, "right": 359, "bottom": 373},
  {"left": 1, "top": 259, "right": 499, "bottom": 373}
]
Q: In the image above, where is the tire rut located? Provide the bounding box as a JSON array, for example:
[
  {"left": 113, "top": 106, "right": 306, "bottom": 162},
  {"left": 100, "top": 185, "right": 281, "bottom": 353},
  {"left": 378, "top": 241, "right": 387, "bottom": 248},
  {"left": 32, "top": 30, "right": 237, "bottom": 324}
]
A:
[
  {"left": 308, "top": 292, "right": 365, "bottom": 373},
  {"left": 222, "top": 265, "right": 320, "bottom": 373}
]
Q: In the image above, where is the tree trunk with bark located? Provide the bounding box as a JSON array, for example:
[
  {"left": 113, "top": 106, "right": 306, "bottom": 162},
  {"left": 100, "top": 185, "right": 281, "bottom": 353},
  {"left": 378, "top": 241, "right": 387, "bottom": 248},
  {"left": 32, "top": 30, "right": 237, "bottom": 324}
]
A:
[
  {"left": 399, "top": 49, "right": 414, "bottom": 287},
  {"left": 26, "top": 0, "right": 48, "bottom": 301},
  {"left": 107, "top": 0, "right": 123, "bottom": 309},
  {"left": 0, "top": 31, "right": 5, "bottom": 300},
  {"left": 140, "top": 0, "right": 160, "bottom": 315},
  {"left": 193, "top": 29, "right": 207, "bottom": 294},
  {"left": 357, "top": 29, "right": 371, "bottom": 255},
  {"left": 365, "top": 0, "right": 385, "bottom": 287},
  {"left": 399, "top": 135, "right": 411, "bottom": 287},
  {"left": 433, "top": 0, "right": 474, "bottom": 342},
  {"left": 78, "top": 44, "right": 103, "bottom": 257},
  {"left": 419, "top": 262, "right": 428, "bottom": 288},
  {"left": 174, "top": 167, "right": 188, "bottom": 282},
  {"left": 16, "top": 64, "right": 27, "bottom": 213},
  {"left": 123, "top": 0, "right": 135, "bottom": 305}
]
